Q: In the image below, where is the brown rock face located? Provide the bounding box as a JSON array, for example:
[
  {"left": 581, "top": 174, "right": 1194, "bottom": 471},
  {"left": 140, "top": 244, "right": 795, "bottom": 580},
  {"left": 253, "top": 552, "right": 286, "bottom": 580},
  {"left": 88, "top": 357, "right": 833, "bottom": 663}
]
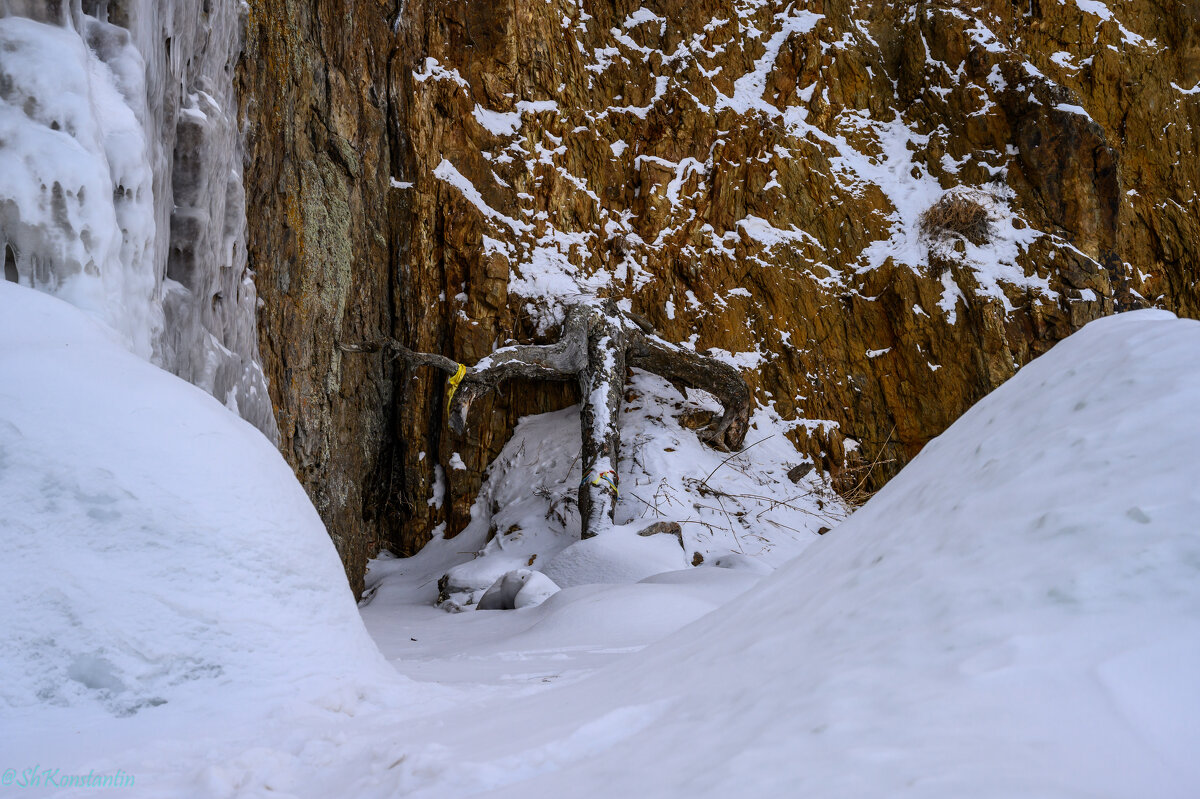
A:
[
  {"left": 237, "top": 3, "right": 398, "bottom": 591},
  {"left": 238, "top": 0, "right": 1200, "bottom": 594}
]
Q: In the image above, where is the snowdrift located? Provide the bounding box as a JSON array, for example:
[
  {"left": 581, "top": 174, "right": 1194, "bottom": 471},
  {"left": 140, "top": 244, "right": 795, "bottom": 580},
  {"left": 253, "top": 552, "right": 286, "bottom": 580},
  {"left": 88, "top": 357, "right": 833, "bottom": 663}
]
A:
[
  {"left": 4, "top": 285, "right": 1197, "bottom": 798},
  {"left": 0, "top": 283, "right": 391, "bottom": 732},
  {"left": 375, "top": 309, "right": 1200, "bottom": 798}
]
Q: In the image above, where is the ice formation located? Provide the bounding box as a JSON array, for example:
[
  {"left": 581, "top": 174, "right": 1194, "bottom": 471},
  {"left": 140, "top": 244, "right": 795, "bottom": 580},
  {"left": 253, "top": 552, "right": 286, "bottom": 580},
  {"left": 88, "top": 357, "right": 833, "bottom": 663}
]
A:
[{"left": 0, "top": 0, "right": 276, "bottom": 438}]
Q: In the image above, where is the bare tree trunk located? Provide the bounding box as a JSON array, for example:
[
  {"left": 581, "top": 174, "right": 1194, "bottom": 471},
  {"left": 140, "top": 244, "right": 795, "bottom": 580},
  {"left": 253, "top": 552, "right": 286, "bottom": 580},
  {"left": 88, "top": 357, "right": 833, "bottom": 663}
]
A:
[{"left": 577, "top": 302, "right": 627, "bottom": 537}]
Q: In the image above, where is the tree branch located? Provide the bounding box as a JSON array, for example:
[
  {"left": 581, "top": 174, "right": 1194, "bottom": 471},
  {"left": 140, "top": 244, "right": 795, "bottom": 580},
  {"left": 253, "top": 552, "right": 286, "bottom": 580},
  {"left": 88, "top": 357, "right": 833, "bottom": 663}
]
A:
[
  {"left": 337, "top": 339, "right": 460, "bottom": 374},
  {"left": 626, "top": 330, "right": 751, "bottom": 451},
  {"left": 446, "top": 304, "right": 590, "bottom": 434},
  {"left": 338, "top": 301, "right": 754, "bottom": 545}
]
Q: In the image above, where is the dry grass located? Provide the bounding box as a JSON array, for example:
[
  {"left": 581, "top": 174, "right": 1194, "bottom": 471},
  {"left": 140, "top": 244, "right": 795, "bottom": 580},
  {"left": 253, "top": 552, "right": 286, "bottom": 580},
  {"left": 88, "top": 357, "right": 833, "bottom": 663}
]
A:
[
  {"left": 830, "top": 458, "right": 897, "bottom": 507},
  {"left": 920, "top": 193, "right": 991, "bottom": 245},
  {"left": 830, "top": 426, "right": 897, "bottom": 507}
]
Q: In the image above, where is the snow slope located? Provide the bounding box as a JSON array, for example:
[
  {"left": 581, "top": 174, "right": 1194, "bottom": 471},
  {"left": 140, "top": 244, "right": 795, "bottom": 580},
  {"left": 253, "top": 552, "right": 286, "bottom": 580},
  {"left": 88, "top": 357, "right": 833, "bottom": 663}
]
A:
[
  {"left": 398, "top": 308, "right": 1200, "bottom": 798},
  {"left": 5, "top": 292, "right": 1198, "bottom": 797},
  {"left": 0, "top": 283, "right": 401, "bottom": 767}
]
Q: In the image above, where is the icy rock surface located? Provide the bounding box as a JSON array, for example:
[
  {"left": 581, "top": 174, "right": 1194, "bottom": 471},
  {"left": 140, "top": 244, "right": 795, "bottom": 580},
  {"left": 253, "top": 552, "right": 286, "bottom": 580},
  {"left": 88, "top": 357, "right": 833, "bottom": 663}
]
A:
[{"left": 0, "top": 1, "right": 276, "bottom": 438}]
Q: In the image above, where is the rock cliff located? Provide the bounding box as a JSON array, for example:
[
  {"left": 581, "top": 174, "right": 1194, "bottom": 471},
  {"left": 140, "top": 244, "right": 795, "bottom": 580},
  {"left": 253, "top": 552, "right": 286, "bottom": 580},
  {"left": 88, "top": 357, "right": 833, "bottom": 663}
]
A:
[{"left": 236, "top": 0, "right": 1199, "bottom": 594}]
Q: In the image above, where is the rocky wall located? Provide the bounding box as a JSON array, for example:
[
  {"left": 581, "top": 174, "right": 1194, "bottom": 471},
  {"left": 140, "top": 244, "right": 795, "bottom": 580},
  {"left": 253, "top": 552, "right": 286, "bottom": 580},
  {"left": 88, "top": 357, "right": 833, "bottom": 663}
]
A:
[{"left": 238, "top": 0, "right": 1200, "bottom": 594}]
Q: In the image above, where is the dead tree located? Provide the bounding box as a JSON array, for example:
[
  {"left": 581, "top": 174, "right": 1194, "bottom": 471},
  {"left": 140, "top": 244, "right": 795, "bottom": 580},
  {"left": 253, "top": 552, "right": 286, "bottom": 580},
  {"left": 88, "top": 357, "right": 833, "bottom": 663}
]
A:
[{"left": 341, "top": 300, "right": 751, "bottom": 539}]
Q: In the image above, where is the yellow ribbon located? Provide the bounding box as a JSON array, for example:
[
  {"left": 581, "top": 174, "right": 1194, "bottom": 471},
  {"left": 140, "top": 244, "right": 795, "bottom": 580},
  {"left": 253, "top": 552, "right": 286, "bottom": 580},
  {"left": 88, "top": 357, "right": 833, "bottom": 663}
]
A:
[
  {"left": 446, "top": 362, "right": 467, "bottom": 404},
  {"left": 582, "top": 469, "right": 619, "bottom": 495}
]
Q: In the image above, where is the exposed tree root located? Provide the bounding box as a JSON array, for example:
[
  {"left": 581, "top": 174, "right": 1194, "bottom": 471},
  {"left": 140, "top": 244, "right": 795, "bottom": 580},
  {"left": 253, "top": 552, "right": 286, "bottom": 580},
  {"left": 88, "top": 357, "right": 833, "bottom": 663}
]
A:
[{"left": 341, "top": 300, "right": 752, "bottom": 539}]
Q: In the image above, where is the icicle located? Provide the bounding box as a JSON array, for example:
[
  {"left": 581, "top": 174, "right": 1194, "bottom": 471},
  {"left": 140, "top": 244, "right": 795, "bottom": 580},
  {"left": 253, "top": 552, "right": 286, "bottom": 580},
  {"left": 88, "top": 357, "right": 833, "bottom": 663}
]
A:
[{"left": 0, "top": 1, "right": 278, "bottom": 440}]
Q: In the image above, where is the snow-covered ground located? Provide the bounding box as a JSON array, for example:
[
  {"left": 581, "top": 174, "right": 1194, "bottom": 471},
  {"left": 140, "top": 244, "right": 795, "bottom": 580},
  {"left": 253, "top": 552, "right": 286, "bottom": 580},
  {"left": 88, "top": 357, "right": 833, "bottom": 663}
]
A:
[
  {"left": 2, "top": 282, "right": 1198, "bottom": 797},
  {"left": 0, "top": 283, "right": 414, "bottom": 787},
  {"left": 402, "top": 370, "right": 843, "bottom": 606}
]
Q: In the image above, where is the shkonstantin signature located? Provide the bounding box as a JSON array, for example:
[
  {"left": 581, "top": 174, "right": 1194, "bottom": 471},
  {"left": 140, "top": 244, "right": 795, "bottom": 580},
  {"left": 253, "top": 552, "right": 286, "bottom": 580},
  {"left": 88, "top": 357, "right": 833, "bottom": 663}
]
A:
[{"left": 2, "top": 766, "right": 135, "bottom": 789}]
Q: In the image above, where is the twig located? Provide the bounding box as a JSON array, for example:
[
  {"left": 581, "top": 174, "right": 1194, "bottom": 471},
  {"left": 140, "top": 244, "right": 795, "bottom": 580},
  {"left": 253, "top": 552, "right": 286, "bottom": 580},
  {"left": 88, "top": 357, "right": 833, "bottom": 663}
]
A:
[
  {"left": 839, "top": 425, "right": 896, "bottom": 505},
  {"left": 699, "top": 434, "right": 774, "bottom": 489},
  {"left": 676, "top": 518, "right": 724, "bottom": 534},
  {"left": 628, "top": 491, "right": 664, "bottom": 518},
  {"left": 762, "top": 518, "right": 809, "bottom": 535},
  {"left": 715, "top": 494, "right": 744, "bottom": 554}
]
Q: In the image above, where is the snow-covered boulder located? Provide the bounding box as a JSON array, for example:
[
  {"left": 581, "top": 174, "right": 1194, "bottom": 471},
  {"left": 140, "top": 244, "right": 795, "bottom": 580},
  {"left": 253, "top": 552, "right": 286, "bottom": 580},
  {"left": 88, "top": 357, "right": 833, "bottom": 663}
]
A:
[
  {"left": 477, "top": 569, "right": 560, "bottom": 610},
  {"left": 542, "top": 522, "right": 692, "bottom": 588}
]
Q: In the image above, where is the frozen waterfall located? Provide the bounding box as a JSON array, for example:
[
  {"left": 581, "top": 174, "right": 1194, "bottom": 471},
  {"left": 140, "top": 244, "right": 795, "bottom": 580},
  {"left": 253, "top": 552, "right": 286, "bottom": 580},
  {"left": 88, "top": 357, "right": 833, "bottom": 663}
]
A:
[{"left": 0, "top": 0, "right": 277, "bottom": 440}]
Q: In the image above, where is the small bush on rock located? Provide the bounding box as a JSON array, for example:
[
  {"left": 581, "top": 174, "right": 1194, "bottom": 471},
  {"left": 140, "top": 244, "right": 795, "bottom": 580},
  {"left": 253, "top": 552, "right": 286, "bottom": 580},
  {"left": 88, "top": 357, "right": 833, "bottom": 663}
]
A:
[{"left": 920, "top": 193, "right": 990, "bottom": 245}]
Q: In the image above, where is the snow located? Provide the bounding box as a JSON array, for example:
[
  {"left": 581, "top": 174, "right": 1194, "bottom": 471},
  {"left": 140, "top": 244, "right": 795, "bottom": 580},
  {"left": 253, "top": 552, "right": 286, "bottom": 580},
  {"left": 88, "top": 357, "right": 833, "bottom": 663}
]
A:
[
  {"left": 363, "top": 556, "right": 768, "bottom": 689},
  {"left": 543, "top": 524, "right": 690, "bottom": 587},
  {"left": 0, "top": 7, "right": 277, "bottom": 439},
  {"left": 471, "top": 101, "right": 557, "bottom": 138},
  {"left": 473, "top": 104, "right": 522, "bottom": 136},
  {"left": 434, "top": 159, "right": 532, "bottom": 234},
  {"left": 1075, "top": 0, "right": 1115, "bottom": 19},
  {"left": 939, "top": 269, "right": 965, "bottom": 322},
  {"left": 1070, "top": 0, "right": 1155, "bottom": 46},
  {"left": 715, "top": 8, "right": 823, "bottom": 116},
  {"left": 5, "top": 276, "right": 1200, "bottom": 796},
  {"left": 623, "top": 8, "right": 667, "bottom": 31},
  {"left": 1050, "top": 51, "right": 1078, "bottom": 70},
  {"left": 736, "top": 215, "right": 818, "bottom": 248},
  {"left": 0, "top": 16, "right": 159, "bottom": 358},
  {"left": 633, "top": 154, "right": 705, "bottom": 207},
  {"left": 413, "top": 57, "right": 468, "bottom": 87},
  {"left": 518, "top": 99, "right": 559, "bottom": 116},
  {"left": 1055, "top": 102, "right": 1094, "bottom": 120},
  {"left": 0, "top": 282, "right": 403, "bottom": 767}
]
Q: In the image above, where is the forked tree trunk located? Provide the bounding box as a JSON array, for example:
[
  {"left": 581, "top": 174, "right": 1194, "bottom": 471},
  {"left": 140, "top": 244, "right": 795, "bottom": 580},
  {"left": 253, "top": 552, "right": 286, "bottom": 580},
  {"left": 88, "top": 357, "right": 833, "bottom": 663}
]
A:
[{"left": 341, "top": 300, "right": 750, "bottom": 539}]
